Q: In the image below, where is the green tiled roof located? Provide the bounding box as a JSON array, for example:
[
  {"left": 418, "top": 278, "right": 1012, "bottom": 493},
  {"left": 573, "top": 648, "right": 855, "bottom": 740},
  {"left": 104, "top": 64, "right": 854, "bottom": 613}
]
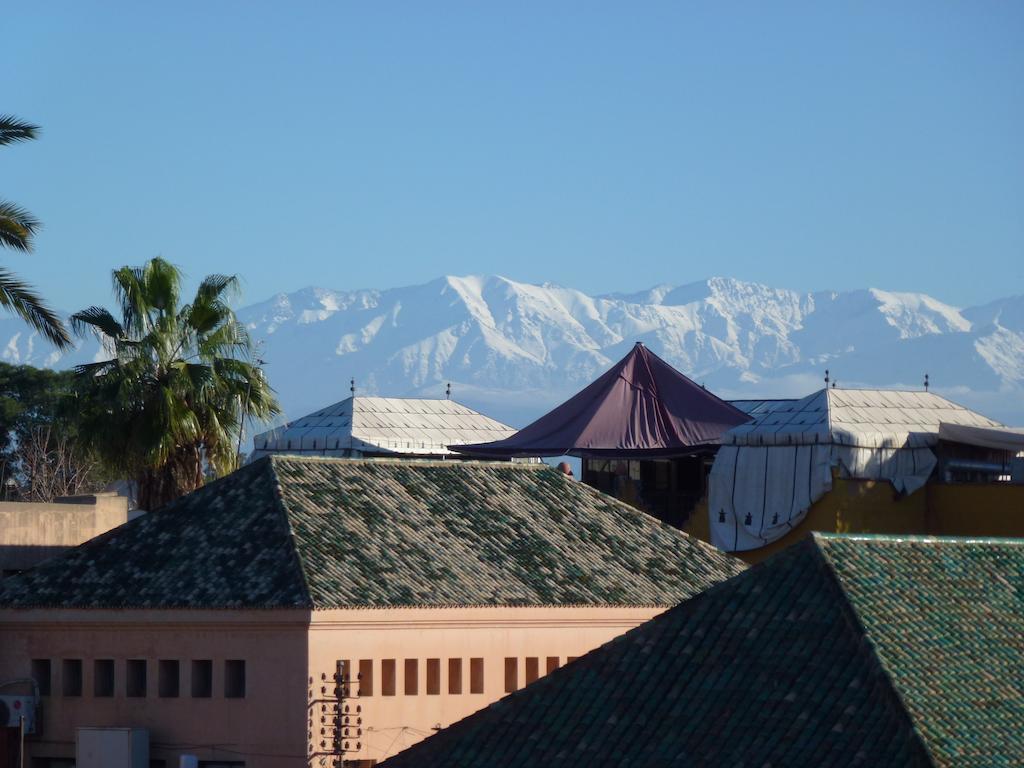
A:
[
  {"left": 817, "top": 535, "right": 1024, "bottom": 767},
  {"left": 0, "top": 456, "right": 744, "bottom": 609},
  {"left": 381, "top": 534, "right": 1024, "bottom": 768}
]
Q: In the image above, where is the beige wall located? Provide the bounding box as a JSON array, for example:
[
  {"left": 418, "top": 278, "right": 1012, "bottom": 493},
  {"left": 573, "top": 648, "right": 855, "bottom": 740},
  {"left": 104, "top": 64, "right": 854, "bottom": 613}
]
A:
[
  {"left": 0, "top": 608, "right": 310, "bottom": 768},
  {"left": 0, "top": 494, "right": 129, "bottom": 572},
  {"left": 307, "top": 605, "right": 666, "bottom": 764}
]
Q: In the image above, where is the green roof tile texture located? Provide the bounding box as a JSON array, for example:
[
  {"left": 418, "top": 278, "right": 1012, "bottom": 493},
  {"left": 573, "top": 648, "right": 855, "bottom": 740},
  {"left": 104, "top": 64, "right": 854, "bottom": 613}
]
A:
[
  {"left": 382, "top": 534, "right": 1024, "bottom": 767},
  {"left": 0, "top": 456, "right": 744, "bottom": 609},
  {"left": 0, "top": 458, "right": 306, "bottom": 609},
  {"left": 817, "top": 535, "right": 1024, "bottom": 768}
]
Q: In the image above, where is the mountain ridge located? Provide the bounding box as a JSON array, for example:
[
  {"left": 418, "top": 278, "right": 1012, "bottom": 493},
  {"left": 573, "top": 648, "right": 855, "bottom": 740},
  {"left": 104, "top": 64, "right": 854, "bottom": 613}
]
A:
[{"left": 1, "top": 275, "right": 1021, "bottom": 430}]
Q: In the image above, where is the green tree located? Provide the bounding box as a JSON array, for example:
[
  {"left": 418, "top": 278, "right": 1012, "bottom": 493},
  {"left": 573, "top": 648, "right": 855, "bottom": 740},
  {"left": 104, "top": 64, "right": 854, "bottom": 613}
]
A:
[
  {"left": 0, "top": 362, "right": 109, "bottom": 500},
  {"left": 0, "top": 115, "right": 72, "bottom": 349},
  {"left": 72, "top": 257, "right": 279, "bottom": 510}
]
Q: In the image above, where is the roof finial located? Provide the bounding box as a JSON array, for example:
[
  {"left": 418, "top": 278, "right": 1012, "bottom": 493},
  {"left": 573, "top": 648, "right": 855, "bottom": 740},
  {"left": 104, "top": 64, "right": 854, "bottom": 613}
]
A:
[
  {"left": 924, "top": 373, "right": 929, "bottom": 392},
  {"left": 446, "top": 381, "right": 452, "bottom": 400},
  {"left": 350, "top": 377, "right": 355, "bottom": 396},
  {"left": 824, "top": 369, "right": 830, "bottom": 388}
]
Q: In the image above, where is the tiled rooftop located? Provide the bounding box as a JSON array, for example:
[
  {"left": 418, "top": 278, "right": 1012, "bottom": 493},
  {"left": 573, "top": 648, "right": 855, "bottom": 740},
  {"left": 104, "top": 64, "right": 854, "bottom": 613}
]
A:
[
  {"left": 381, "top": 534, "right": 1024, "bottom": 767},
  {"left": 0, "top": 456, "right": 744, "bottom": 609}
]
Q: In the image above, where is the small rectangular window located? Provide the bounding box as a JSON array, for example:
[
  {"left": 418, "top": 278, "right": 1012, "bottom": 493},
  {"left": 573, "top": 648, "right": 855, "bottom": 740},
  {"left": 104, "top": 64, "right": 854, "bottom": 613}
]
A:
[
  {"left": 191, "top": 660, "right": 212, "bottom": 698},
  {"left": 62, "top": 659, "right": 82, "bottom": 697},
  {"left": 358, "top": 659, "right": 373, "bottom": 697},
  {"left": 525, "top": 657, "right": 539, "bottom": 685},
  {"left": 126, "top": 659, "right": 147, "bottom": 698},
  {"left": 32, "top": 659, "right": 51, "bottom": 696},
  {"left": 448, "top": 658, "right": 462, "bottom": 694},
  {"left": 404, "top": 659, "right": 418, "bottom": 695},
  {"left": 225, "top": 660, "right": 245, "bottom": 699},
  {"left": 159, "top": 660, "right": 180, "bottom": 698},
  {"left": 94, "top": 659, "right": 115, "bottom": 697},
  {"left": 504, "top": 657, "right": 518, "bottom": 693},
  {"left": 426, "top": 658, "right": 440, "bottom": 695},
  {"left": 470, "top": 658, "right": 484, "bottom": 694},
  {"left": 546, "top": 656, "right": 559, "bottom": 674},
  {"left": 382, "top": 659, "right": 396, "bottom": 696}
]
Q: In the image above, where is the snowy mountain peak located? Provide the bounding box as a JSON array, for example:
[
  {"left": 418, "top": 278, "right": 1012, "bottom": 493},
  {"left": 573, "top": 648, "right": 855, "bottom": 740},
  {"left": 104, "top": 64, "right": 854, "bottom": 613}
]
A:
[
  {"left": 0, "top": 274, "right": 1020, "bottom": 428},
  {"left": 867, "top": 288, "right": 972, "bottom": 338}
]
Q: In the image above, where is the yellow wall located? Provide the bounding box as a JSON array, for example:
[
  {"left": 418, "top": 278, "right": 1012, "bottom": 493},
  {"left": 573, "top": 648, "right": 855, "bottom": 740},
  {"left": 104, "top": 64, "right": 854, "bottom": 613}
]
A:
[
  {"left": 926, "top": 484, "right": 1024, "bottom": 537},
  {"left": 683, "top": 473, "right": 1024, "bottom": 564}
]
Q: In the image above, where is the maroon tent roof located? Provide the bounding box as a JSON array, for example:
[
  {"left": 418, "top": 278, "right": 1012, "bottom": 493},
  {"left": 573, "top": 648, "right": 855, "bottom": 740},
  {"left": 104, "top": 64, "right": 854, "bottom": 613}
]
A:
[{"left": 454, "top": 343, "right": 750, "bottom": 459}]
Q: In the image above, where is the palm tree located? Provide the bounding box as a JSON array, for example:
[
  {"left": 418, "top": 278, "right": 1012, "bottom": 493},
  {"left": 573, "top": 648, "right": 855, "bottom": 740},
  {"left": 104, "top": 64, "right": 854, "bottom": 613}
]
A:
[
  {"left": 0, "top": 115, "right": 72, "bottom": 349},
  {"left": 71, "top": 257, "right": 280, "bottom": 510}
]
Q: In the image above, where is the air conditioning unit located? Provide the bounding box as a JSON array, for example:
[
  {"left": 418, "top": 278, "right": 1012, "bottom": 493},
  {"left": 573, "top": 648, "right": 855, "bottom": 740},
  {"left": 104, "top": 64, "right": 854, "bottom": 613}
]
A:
[
  {"left": 0, "top": 695, "right": 36, "bottom": 732},
  {"left": 77, "top": 727, "right": 149, "bottom": 768}
]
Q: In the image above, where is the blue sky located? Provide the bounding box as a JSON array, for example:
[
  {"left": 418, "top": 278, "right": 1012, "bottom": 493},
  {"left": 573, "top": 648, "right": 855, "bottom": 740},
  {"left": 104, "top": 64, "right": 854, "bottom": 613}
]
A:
[{"left": 4, "top": 2, "right": 1022, "bottom": 311}]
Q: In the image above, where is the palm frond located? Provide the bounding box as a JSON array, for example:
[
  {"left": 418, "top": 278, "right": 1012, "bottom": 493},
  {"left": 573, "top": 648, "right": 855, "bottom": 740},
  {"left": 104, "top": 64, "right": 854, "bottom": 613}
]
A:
[
  {"left": 142, "top": 257, "right": 181, "bottom": 315},
  {"left": 195, "top": 273, "right": 239, "bottom": 304},
  {"left": 73, "top": 359, "right": 120, "bottom": 378},
  {"left": 112, "top": 265, "right": 149, "bottom": 336},
  {"left": 0, "top": 115, "right": 39, "bottom": 146},
  {"left": 0, "top": 267, "right": 73, "bottom": 349},
  {"left": 0, "top": 199, "right": 41, "bottom": 252},
  {"left": 197, "top": 318, "right": 250, "bottom": 355},
  {"left": 70, "top": 306, "right": 125, "bottom": 340}
]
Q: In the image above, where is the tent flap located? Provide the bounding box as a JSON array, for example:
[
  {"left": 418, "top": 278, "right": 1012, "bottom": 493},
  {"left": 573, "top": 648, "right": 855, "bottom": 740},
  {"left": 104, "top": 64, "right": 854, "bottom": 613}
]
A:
[
  {"left": 938, "top": 422, "right": 1024, "bottom": 453},
  {"left": 710, "top": 444, "right": 937, "bottom": 552}
]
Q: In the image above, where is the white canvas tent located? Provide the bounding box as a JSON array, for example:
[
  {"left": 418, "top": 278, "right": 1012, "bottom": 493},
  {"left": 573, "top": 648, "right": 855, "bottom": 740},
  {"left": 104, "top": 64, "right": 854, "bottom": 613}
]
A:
[
  {"left": 252, "top": 396, "right": 516, "bottom": 459},
  {"left": 937, "top": 423, "right": 1024, "bottom": 453},
  {"left": 708, "top": 388, "right": 1002, "bottom": 552}
]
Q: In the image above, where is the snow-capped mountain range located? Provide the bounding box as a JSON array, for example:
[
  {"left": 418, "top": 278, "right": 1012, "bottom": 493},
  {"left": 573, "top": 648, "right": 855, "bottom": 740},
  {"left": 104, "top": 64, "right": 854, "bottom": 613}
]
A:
[{"left": 3, "top": 276, "right": 1023, "bottom": 430}]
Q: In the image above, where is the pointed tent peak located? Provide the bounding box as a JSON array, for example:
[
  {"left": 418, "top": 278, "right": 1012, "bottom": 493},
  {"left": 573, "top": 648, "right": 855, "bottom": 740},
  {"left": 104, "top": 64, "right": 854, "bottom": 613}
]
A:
[{"left": 454, "top": 343, "right": 749, "bottom": 459}]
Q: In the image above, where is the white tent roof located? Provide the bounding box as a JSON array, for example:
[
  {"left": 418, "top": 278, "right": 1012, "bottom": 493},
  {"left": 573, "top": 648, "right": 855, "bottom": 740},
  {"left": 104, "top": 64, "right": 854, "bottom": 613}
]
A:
[
  {"left": 938, "top": 423, "right": 1024, "bottom": 452},
  {"left": 724, "top": 388, "right": 1001, "bottom": 449},
  {"left": 252, "top": 396, "right": 516, "bottom": 457},
  {"left": 728, "top": 399, "right": 799, "bottom": 416},
  {"left": 711, "top": 388, "right": 1007, "bottom": 553}
]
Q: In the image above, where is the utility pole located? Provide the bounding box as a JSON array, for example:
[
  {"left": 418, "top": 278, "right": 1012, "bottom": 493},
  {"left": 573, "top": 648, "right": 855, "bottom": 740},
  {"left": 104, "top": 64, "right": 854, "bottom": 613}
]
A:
[
  {"left": 307, "top": 660, "right": 362, "bottom": 767},
  {"left": 235, "top": 355, "right": 266, "bottom": 470}
]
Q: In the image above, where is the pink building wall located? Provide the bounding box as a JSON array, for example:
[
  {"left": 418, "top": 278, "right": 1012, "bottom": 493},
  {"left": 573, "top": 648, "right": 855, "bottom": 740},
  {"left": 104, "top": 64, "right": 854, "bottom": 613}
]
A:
[
  {"left": 1, "top": 608, "right": 310, "bottom": 768},
  {"left": 2, "top": 605, "right": 664, "bottom": 767},
  {"left": 306, "top": 605, "right": 664, "bottom": 763}
]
